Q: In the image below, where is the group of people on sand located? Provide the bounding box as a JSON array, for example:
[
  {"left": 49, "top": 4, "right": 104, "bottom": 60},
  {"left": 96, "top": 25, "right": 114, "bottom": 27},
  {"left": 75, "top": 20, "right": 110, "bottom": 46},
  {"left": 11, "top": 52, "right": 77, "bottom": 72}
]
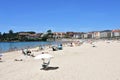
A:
[
  {"left": 0, "top": 41, "right": 82, "bottom": 62},
  {"left": 69, "top": 41, "right": 82, "bottom": 47},
  {"left": 14, "top": 48, "right": 35, "bottom": 61},
  {"left": 52, "top": 44, "right": 63, "bottom": 51}
]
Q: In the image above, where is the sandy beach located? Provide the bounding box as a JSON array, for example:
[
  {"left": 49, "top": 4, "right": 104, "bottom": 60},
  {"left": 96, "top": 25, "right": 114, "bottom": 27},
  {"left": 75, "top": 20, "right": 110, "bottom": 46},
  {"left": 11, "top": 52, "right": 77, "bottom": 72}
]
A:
[{"left": 0, "top": 40, "right": 120, "bottom": 80}]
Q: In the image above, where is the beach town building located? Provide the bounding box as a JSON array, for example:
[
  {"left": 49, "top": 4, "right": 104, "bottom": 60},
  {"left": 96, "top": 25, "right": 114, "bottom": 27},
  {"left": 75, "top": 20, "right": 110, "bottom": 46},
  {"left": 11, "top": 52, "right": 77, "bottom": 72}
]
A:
[
  {"left": 26, "top": 34, "right": 41, "bottom": 39},
  {"left": 81, "top": 30, "right": 112, "bottom": 39},
  {"left": 66, "top": 32, "right": 74, "bottom": 38},
  {"left": 18, "top": 30, "right": 120, "bottom": 40},
  {"left": 73, "top": 32, "right": 84, "bottom": 39},
  {"left": 18, "top": 32, "right": 31, "bottom": 39},
  {"left": 111, "top": 29, "right": 120, "bottom": 38},
  {"left": 82, "top": 33, "right": 88, "bottom": 39},
  {"left": 92, "top": 32, "right": 101, "bottom": 39},
  {"left": 53, "top": 32, "right": 66, "bottom": 39},
  {"left": 18, "top": 32, "right": 41, "bottom": 40},
  {"left": 87, "top": 32, "right": 93, "bottom": 39},
  {"left": 81, "top": 33, "right": 93, "bottom": 39},
  {"left": 100, "top": 30, "right": 112, "bottom": 38},
  {"left": 40, "top": 33, "right": 47, "bottom": 37},
  {"left": 18, "top": 32, "right": 30, "bottom": 36}
]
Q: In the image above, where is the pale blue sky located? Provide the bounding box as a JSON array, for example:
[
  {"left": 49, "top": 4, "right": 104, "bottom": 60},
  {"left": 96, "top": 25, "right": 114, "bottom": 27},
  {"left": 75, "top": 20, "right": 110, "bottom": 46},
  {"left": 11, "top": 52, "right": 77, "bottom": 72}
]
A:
[{"left": 0, "top": 0, "right": 120, "bottom": 33}]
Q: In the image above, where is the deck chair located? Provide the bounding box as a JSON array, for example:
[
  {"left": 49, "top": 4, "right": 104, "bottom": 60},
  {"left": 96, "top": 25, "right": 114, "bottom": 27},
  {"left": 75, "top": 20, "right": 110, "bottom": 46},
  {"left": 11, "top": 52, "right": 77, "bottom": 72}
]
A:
[{"left": 42, "top": 59, "right": 50, "bottom": 69}]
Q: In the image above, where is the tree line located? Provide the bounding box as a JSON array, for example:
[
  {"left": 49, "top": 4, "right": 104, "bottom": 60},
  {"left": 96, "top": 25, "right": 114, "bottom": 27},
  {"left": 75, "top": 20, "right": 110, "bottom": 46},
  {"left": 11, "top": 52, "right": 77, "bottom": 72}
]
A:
[{"left": 0, "top": 30, "right": 53, "bottom": 42}]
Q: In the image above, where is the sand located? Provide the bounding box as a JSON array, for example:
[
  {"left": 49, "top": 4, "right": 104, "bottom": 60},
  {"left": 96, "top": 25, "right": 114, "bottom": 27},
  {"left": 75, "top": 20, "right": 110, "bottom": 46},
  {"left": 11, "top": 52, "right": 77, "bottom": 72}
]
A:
[{"left": 0, "top": 40, "right": 120, "bottom": 80}]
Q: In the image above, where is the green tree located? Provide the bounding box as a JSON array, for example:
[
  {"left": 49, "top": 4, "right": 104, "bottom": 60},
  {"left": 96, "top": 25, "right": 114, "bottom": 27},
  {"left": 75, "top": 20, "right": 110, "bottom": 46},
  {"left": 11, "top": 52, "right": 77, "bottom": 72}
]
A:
[
  {"left": 47, "top": 30, "right": 52, "bottom": 34},
  {"left": 9, "top": 30, "right": 13, "bottom": 34},
  {"left": 0, "top": 32, "right": 2, "bottom": 41},
  {"left": 47, "top": 29, "right": 53, "bottom": 38},
  {"left": 8, "top": 30, "right": 14, "bottom": 41},
  {"left": 41, "top": 30, "right": 53, "bottom": 41},
  {"left": 41, "top": 34, "right": 48, "bottom": 41}
]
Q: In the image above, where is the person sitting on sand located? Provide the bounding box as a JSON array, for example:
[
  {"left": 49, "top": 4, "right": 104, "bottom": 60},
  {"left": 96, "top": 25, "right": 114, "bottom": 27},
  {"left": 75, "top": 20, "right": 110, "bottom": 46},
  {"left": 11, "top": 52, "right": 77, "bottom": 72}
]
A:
[
  {"left": 52, "top": 46, "right": 58, "bottom": 51},
  {"left": 0, "top": 54, "right": 3, "bottom": 61},
  {"left": 57, "top": 44, "right": 63, "bottom": 50},
  {"left": 39, "top": 45, "right": 44, "bottom": 50},
  {"left": 70, "top": 43, "right": 74, "bottom": 47}
]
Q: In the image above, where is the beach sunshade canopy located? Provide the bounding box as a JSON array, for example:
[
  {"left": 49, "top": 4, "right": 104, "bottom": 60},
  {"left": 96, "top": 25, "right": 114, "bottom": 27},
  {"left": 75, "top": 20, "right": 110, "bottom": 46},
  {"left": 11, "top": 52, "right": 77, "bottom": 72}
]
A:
[{"left": 34, "top": 54, "right": 53, "bottom": 59}]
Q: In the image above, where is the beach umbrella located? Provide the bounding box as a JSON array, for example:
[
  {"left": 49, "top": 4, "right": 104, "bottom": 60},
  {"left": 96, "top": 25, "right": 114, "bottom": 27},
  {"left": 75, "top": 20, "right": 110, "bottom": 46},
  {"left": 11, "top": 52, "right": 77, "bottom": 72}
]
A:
[{"left": 34, "top": 54, "right": 53, "bottom": 59}]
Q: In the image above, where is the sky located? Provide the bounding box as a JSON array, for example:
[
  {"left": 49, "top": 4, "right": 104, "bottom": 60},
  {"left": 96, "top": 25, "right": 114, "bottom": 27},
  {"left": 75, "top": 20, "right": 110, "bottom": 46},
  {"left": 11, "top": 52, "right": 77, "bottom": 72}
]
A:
[{"left": 0, "top": 0, "right": 120, "bottom": 33}]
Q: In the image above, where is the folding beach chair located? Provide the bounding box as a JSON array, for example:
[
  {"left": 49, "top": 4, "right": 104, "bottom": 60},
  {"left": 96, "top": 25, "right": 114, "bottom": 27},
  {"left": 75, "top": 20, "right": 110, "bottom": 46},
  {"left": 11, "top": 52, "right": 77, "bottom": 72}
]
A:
[{"left": 42, "top": 59, "right": 50, "bottom": 69}]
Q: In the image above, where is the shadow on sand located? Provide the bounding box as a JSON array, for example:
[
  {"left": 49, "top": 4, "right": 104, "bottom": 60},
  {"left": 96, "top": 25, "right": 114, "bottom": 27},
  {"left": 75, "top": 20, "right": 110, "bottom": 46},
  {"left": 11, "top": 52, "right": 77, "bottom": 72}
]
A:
[
  {"left": 40, "top": 66, "right": 59, "bottom": 71},
  {"left": 0, "top": 61, "right": 4, "bottom": 62}
]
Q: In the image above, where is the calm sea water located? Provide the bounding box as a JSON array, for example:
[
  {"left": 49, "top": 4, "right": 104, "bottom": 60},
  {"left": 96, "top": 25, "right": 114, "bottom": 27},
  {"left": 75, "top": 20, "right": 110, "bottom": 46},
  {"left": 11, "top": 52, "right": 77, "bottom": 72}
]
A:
[{"left": 0, "top": 41, "right": 62, "bottom": 53}]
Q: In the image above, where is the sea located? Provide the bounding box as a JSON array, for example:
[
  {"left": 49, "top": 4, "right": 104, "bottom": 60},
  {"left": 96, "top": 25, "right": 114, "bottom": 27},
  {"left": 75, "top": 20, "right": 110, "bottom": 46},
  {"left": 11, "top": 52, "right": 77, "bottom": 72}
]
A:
[{"left": 0, "top": 41, "right": 62, "bottom": 53}]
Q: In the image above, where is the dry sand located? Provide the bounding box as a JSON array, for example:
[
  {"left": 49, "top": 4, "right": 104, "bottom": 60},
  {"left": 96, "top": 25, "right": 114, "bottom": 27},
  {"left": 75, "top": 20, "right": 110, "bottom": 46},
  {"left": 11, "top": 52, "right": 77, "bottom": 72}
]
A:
[{"left": 0, "top": 40, "right": 120, "bottom": 80}]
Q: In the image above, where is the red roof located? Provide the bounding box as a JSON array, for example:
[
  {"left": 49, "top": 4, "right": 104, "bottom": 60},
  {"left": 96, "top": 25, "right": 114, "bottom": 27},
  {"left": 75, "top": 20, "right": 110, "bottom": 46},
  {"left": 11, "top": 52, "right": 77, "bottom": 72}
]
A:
[{"left": 112, "top": 30, "right": 120, "bottom": 32}]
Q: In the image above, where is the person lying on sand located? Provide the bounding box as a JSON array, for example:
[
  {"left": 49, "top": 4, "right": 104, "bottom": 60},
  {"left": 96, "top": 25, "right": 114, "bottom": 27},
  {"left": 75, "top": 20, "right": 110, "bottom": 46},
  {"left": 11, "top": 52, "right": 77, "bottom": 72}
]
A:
[{"left": 22, "top": 49, "right": 35, "bottom": 57}]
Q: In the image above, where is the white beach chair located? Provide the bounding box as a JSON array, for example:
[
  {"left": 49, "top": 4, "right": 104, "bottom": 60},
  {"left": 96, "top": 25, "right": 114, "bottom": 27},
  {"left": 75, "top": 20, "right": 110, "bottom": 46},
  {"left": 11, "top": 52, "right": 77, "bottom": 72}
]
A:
[{"left": 42, "top": 59, "right": 50, "bottom": 69}]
